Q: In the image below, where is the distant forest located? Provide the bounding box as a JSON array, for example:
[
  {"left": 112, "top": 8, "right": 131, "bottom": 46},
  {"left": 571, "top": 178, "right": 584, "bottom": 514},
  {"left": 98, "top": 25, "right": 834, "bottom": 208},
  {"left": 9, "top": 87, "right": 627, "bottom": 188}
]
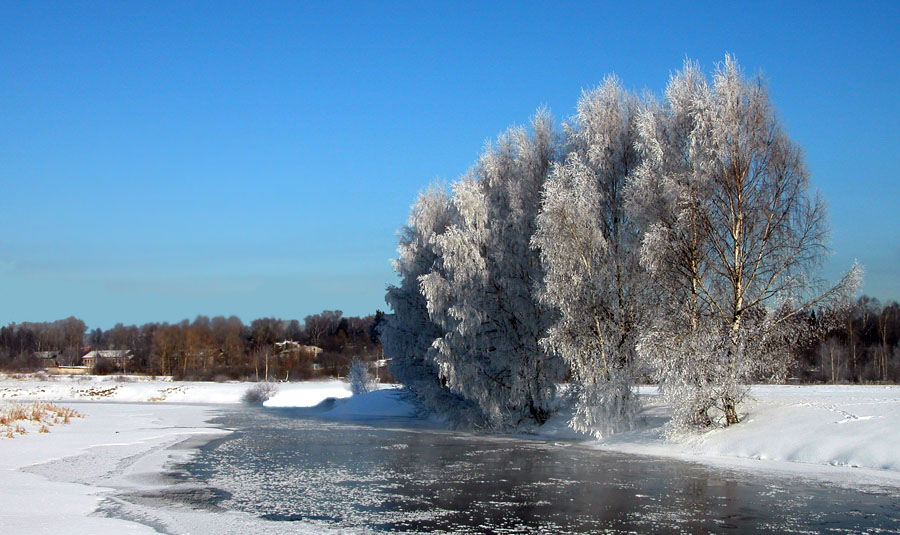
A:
[
  {"left": 795, "top": 297, "right": 899, "bottom": 383},
  {"left": 0, "top": 296, "right": 897, "bottom": 384},
  {"left": 0, "top": 310, "right": 387, "bottom": 381}
]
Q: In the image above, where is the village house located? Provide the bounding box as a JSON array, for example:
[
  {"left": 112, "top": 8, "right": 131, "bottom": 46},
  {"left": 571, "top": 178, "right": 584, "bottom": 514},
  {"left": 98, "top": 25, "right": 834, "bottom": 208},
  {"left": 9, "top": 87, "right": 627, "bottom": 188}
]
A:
[
  {"left": 81, "top": 349, "right": 134, "bottom": 369},
  {"left": 274, "top": 340, "right": 324, "bottom": 372},
  {"left": 34, "top": 351, "right": 60, "bottom": 367},
  {"left": 274, "top": 340, "right": 323, "bottom": 357}
]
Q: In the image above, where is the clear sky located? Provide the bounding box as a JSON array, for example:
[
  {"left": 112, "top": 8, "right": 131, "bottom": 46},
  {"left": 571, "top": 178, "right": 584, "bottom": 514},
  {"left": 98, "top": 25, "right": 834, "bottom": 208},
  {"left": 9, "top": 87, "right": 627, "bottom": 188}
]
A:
[{"left": 1, "top": 1, "right": 898, "bottom": 329}]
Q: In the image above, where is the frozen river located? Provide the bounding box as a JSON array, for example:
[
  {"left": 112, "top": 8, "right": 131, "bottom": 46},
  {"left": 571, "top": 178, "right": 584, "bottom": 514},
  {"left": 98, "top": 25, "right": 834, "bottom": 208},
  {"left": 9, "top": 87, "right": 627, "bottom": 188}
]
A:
[{"left": 169, "top": 406, "right": 899, "bottom": 534}]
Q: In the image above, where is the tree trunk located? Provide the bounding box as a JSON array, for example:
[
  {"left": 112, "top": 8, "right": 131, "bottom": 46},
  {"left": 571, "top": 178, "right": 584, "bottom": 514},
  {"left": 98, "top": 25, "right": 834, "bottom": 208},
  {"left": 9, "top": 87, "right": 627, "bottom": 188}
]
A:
[
  {"left": 830, "top": 344, "right": 835, "bottom": 384},
  {"left": 695, "top": 407, "right": 712, "bottom": 427},
  {"left": 723, "top": 396, "right": 739, "bottom": 425},
  {"left": 881, "top": 312, "right": 890, "bottom": 382},
  {"left": 848, "top": 317, "right": 857, "bottom": 381}
]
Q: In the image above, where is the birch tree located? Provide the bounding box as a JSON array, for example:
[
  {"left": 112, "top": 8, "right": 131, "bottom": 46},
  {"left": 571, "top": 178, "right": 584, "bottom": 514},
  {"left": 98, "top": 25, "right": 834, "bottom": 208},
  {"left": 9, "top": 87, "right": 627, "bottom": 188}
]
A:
[
  {"left": 421, "top": 111, "right": 566, "bottom": 429},
  {"left": 532, "top": 77, "right": 644, "bottom": 437},
  {"left": 629, "top": 56, "right": 860, "bottom": 431}
]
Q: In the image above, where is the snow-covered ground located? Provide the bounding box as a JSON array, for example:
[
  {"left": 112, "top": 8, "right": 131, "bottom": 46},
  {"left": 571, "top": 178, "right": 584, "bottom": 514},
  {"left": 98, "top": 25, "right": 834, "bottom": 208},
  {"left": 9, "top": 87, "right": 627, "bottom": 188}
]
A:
[
  {"left": 0, "top": 374, "right": 355, "bottom": 406},
  {"left": 0, "top": 402, "right": 222, "bottom": 534},
  {"left": 1, "top": 376, "right": 899, "bottom": 533},
  {"left": 580, "top": 385, "right": 900, "bottom": 487},
  {"left": 0, "top": 376, "right": 364, "bottom": 534}
]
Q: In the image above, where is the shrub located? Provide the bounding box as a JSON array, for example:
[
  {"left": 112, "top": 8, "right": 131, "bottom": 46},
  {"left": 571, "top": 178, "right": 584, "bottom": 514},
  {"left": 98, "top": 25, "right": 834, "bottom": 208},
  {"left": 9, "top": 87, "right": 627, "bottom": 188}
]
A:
[
  {"left": 242, "top": 382, "right": 278, "bottom": 404},
  {"left": 347, "top": 358, "right": 377, "bottom": 396}
]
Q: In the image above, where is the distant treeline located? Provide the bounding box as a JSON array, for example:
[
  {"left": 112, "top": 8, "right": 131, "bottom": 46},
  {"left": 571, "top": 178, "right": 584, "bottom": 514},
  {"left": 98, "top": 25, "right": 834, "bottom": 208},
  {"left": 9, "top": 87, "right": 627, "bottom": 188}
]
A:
[
  {"left": 0, "top": 297, "right": 896, "bottom": 384},
  {"left": 796, "top": 297, "right": 900, "bottom": 383},
  {"left": 0, "top": 310, "right": 387, "bottom": 381}
]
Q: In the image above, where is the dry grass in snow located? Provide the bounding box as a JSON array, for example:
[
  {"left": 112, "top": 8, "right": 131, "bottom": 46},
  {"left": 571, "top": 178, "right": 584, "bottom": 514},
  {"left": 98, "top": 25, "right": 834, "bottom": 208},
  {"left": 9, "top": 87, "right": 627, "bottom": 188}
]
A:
[{"left": 0, "top": 401, "right": 83, "bottom": 438}]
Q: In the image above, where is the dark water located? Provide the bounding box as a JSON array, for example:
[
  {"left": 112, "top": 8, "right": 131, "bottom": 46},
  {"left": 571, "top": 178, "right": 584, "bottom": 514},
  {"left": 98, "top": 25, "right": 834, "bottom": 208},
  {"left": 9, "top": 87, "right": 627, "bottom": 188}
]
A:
[{"left": 176, "top": 406, "right": 900, "bottom": 534}]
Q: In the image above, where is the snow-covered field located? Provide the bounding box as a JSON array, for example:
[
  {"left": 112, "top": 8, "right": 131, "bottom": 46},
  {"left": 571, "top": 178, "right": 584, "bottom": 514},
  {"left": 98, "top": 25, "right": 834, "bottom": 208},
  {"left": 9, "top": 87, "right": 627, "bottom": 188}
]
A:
[
  {"left": 1, "top": 375, "right": 898, "bottom": 533},
  {"left": 0, "top": 374, "right": 355, "bottom": 406}
]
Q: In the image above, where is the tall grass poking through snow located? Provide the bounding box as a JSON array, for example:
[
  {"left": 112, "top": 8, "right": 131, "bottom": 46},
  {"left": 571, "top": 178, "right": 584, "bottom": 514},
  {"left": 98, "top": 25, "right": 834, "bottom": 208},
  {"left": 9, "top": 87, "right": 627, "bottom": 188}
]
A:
[{"left": 0, "top": 402, "right": 83, "bottom": 438}]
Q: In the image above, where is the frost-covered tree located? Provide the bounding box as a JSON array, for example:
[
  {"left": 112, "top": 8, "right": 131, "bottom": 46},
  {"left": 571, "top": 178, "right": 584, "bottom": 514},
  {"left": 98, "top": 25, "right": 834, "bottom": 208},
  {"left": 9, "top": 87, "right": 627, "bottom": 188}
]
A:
[
  {"left": 629, "top": 56, "right": 860, "bottom": 431},
  {"left": 347, "top": 358, "right": 376, "bottom": 395},
  {"left": 532, "top": 77, "right": 644, "bottom": 437},
  {"left": 421, "top": 111, "right": 566, "bottom": 429},
  {"left": 242, "top": 381, "right": 278, "bottom": 404},
  {"left": 381, "top": 186, "right": 485, "bottom": 425}
]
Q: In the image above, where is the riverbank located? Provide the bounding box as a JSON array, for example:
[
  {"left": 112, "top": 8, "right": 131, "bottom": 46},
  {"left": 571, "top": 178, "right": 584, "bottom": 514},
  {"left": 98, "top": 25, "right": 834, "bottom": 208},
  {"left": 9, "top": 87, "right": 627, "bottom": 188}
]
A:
[
  {"left": 0, "top": 402, "right": 224, "bottom": 534},
  {"left": 586, "top": 385, "right": 900, "bottom": 488},
  {"left": 334, "top": 382, "right": 900, "bottom": 488},
  {"left": 321, "top": 380, "right": 900, "bottom": 481}
]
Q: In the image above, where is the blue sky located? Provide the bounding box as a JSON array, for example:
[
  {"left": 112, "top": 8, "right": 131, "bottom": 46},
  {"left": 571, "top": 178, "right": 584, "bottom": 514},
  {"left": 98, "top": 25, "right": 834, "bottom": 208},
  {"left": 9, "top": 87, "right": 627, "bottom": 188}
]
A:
[{"left": 1, "top": 1, "right": 898, "bottom": 328}]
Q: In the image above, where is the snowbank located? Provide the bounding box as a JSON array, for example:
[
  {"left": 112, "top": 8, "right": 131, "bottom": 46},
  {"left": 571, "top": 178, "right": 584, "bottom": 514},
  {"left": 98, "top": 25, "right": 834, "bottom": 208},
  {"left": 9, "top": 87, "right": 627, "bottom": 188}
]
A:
[
  {"left": 263, "top": 380, "right": 352, "bottom": 407},
  {"left": 576, "top": 385, "right": 900, "bottom": 484}
]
